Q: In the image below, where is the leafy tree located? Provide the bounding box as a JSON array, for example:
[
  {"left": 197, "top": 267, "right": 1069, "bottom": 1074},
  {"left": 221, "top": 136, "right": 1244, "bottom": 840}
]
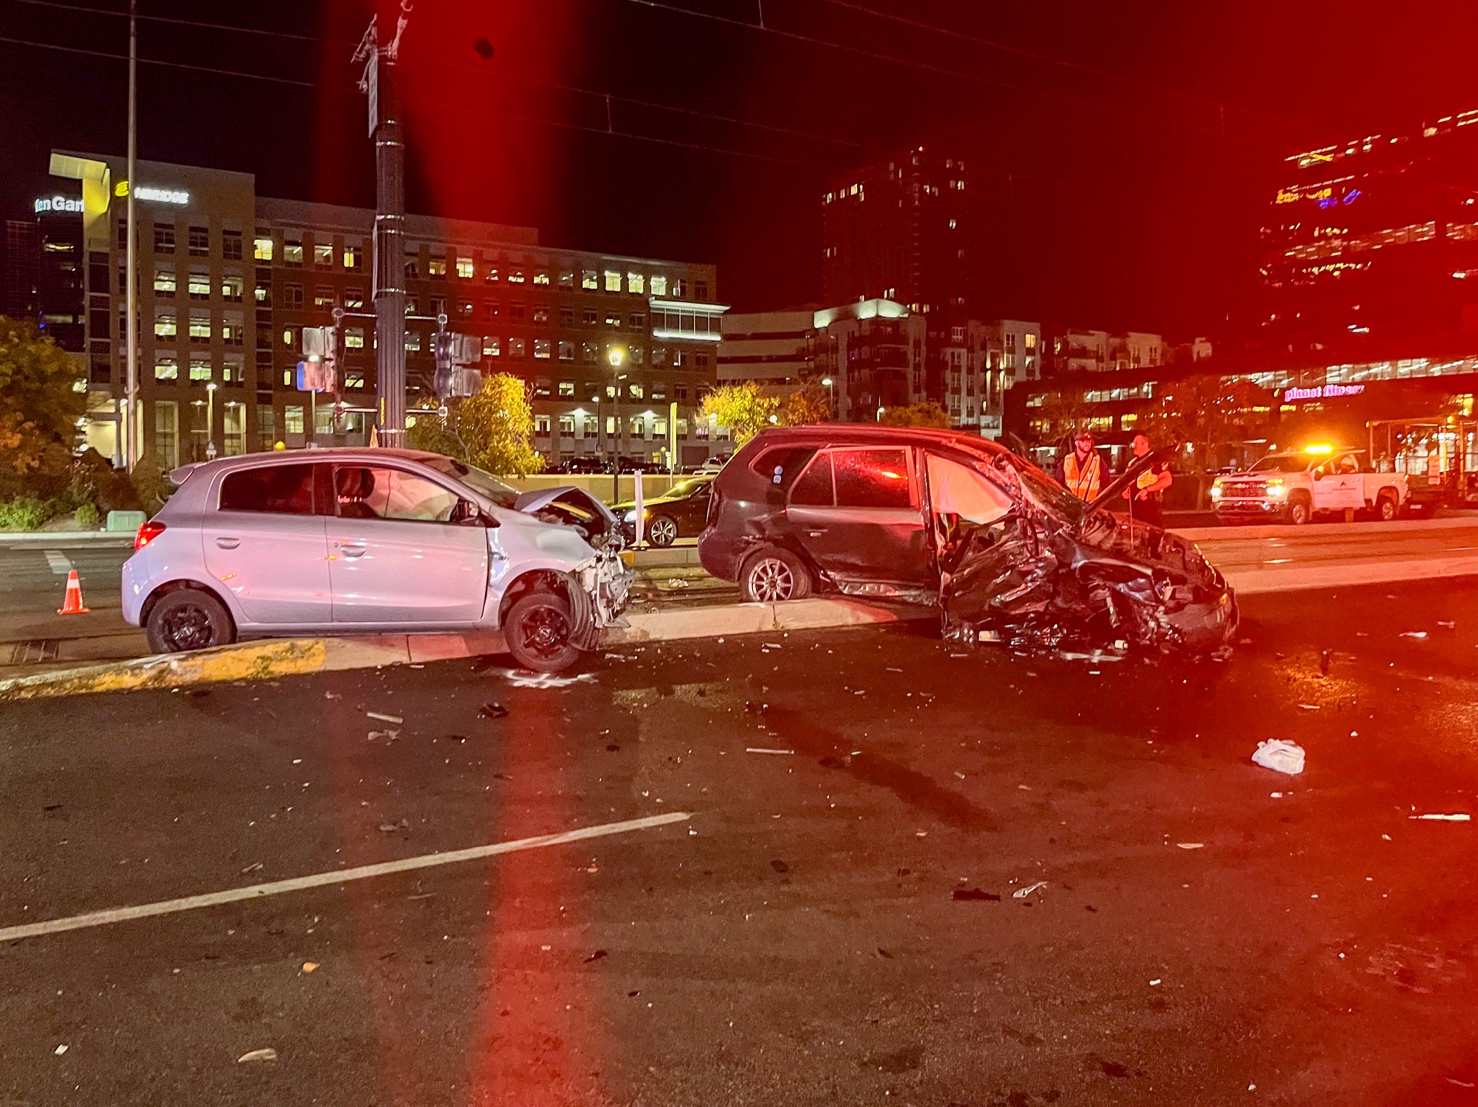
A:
[
  {"left": 406, "top": 373, "right": 544, "bottom": 476},
  {"left": 0, "top": 317, "right": 86, "bottom": 500},
  {"left": 781, "top": 381, "right": 832, "bottom": 427},
  {"left": 877, "top": 401, "right": 952, "bottom": 429},
  {"left": 700, "top": 382, "right": 779, "bottom": 445},
  {"left": 1135, "top": 374, "right": 1274, "bottom": 470}
]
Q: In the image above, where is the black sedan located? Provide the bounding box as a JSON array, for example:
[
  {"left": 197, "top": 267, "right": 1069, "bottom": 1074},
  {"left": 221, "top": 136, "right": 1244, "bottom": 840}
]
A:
[{"left": 614, "top": 476, "right": 714, "bottom": 547}]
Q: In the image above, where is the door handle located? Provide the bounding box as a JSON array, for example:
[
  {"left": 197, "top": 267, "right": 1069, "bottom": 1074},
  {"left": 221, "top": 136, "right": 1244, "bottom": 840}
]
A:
[
  {"left": 335, "top": 540, "right": 367, "bottom": 558},
  {"left": 214, "top": 537, "right": 240, "bottom": 549},
  {"left": 807, "top": 529, "right": 827, "bottom": 537}
]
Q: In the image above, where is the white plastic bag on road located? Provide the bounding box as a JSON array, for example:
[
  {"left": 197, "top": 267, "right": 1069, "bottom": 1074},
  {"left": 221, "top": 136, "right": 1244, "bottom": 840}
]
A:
[{"left": 1252, "top": 739, "right": 1305, "bottom": 776}]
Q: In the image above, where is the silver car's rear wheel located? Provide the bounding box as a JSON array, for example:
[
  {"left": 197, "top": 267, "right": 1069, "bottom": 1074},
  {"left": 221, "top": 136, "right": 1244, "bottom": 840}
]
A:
[
  {"left": 145, "top": 589, "right": 236, "bottom": 654},
  {"left": 740, "top": 548, "right": 812, "bottom": 603}
]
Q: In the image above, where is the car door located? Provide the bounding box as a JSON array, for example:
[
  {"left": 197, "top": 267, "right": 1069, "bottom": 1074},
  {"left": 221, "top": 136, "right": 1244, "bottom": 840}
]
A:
[
  {"left": 784, "top": 446, "right": 933, "bottom": 589},
  {"left": 202, "top": 461, "right": 333, "bottom": 627},
  {"left": 678, "top": 482, "right": 712, "bottom": 535},
  {"left": 1312, "top": 453, "right": 1365, "bottom": 512},
  {"left": 327, "top": 463, "right": 489, "bottom": 625}
]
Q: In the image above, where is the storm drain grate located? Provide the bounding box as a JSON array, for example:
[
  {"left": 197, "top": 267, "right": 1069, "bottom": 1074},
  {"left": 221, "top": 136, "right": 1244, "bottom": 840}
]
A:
[{"left": 8, "top": 639, "right": 60, "bottom": 664}]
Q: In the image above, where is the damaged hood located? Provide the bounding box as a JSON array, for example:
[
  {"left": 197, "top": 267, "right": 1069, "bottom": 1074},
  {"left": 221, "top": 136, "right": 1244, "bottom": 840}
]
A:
[{"left": 514, "top": 486, "right": 619, "bottom": 525}]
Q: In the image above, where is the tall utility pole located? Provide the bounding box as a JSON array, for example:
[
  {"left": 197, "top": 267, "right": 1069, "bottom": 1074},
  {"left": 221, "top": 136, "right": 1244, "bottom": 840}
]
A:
[
  {"left": 354, "top": 2, "right": 411, "bottom": 448},
  {"left": 123, "top": 0, "right": 139, "bottom": 467}
]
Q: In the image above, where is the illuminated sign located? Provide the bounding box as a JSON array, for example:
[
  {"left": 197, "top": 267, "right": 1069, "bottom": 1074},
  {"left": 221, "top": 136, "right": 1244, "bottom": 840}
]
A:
[
  {"left": 1283, "top": 383, "right": 1366, "bottom": 402},
  {"left": 113, "top": 181, "right": 190, "bottom": 205},
  {"left": 33, "top": 195, "right": 83, "bottom": 214}
]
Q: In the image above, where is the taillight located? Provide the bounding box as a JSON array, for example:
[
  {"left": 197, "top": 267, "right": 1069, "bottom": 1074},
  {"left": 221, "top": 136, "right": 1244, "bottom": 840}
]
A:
[{"left": 135, "top": 520, "right": 166, "bottom": 550}]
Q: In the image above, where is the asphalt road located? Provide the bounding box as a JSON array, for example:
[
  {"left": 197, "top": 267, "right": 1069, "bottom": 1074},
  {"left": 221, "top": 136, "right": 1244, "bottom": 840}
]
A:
[{"left": 2, "top": 580, "right": 1478, "bottom": 1105}]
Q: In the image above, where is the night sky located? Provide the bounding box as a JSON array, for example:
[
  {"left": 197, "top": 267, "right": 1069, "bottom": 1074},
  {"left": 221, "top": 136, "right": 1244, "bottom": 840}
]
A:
[{"left": 4, "top": 0, "right": 1478, "bottom": 339}]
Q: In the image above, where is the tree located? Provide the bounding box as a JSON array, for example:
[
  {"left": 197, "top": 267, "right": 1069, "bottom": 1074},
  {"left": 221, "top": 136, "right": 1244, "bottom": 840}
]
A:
[
  {"left": 700, "top": 382, "right": 779, "bottom": 445},
  {"left": 877, "top": 401, "right": 952, "bottom": 429},
  {"left": 406, "top": 373, "right": 544, "bottom": 476},
  {"left": 0, "top": 317, "right": 86, "bottom": 500},
  {"left": 1136, "top": 374, "right": 1274, "bottom": 471},
  {"left": 781, "top": 381, "right": 832, "bottom": 427}
]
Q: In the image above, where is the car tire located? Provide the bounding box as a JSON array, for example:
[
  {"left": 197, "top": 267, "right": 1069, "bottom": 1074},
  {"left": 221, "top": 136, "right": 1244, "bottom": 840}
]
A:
[
  {"left": 145, "top": 588, "right": 236, "bottom": 654},
  {"left": 1286, "top": 494, "right": 1312, "bottom": 525},
  {"left": 504, "top": 590, "right": 582, "bottom": 673},
  {"left": 740, "top": 547, "right": 812, "bottom": 603},
  {"left": 1376, "top": 490, "right": 1399, "bottom": 522},
  {"left": 647, "top": 514, "right": 678, "bottom": 547}
]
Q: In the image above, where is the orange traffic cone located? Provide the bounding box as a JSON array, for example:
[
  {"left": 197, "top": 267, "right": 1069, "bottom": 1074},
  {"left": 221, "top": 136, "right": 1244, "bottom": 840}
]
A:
[{"left": 57, "top": 569, "right": 90, "bottom": 615}]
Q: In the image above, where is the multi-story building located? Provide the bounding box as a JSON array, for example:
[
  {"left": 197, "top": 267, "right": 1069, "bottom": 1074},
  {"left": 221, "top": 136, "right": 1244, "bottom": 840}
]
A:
[
  {"left": 1046, "top": 326, "right": 1164, "bottom": 374},
  {"left": 44, "top": 150, "right": 727, "bottom": 469},
  {"left": 821, "top": 146, "right": 970, "bottom": 317},
  {"left": 1255, "top": 105, "right": 1478, "bottom": 366},
  {"left": 1, "top": 218, "right": 41, "bottom": 322},
  {"left": 717, "top": 309, "right": 817, "bottom": 390}
]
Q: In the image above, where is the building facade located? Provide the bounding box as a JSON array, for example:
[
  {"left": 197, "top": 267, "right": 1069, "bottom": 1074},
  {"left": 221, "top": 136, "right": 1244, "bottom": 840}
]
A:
[
  {"left": 1, "top": 218, "right": 41, "bottom": 322},
  {"left": 718, "top": 309, "right": 817, "bottom": 390},
  {"left": 43, "top": 150, "right": 727, "bottom": 470},
  {"left": 821, "top": 147, "right": 970, "bottom": 317},
  {"left": 1046, "top": 326, "right": 1165, "bottom": 374}
]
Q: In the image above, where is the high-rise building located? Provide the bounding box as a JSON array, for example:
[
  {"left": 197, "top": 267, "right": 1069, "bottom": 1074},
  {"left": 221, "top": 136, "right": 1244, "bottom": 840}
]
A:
[
  {"left": 45, "top": 150, "right": 727, "bottom": 468},
  {"left": 1, "top": 218, "right": 40, "bottom": 322},
  {"left": 1256, "top": 106, "right": 1478, "bottom": 364},
  {"left": 820, "top": 146, "right": 969, "bottom": 317}
]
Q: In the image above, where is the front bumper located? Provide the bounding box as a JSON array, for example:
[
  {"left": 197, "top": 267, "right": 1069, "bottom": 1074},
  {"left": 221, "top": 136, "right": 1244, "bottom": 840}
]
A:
[{"left": 1213, "top": 498, "right": 1287, "bottom": 519}]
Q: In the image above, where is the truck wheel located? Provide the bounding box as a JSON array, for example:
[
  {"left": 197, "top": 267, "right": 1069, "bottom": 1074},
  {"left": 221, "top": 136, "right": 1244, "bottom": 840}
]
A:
[
  {"left": 1286, "top": 494, "right": 1312, "bottom": 525},
  {"left": 504, "top": 591, "right": 581, "bottom": 673},
  {"left": 1376, "top": 490, "right": 1399, "bottom": 522}
]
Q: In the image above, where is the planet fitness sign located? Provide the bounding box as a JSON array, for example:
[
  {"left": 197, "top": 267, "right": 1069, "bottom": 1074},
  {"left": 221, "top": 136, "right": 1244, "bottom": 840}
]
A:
[{"left": 1282, "top": 383, "right": 1366, "bottom": 402}]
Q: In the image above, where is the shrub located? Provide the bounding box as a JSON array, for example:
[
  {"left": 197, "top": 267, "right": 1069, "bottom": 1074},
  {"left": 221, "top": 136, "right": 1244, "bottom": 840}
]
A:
[
  {"left": 74, "top": 502, "right": 100, "bottom": 530},
  {"left": 0, "top": 496, "right": 53, "bottom": 532}
]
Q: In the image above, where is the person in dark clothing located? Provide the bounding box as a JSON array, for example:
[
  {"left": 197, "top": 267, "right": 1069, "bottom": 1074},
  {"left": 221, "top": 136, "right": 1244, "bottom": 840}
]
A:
[{"left": 1122, "top": 432, "right": 1172, "bottom": 529}]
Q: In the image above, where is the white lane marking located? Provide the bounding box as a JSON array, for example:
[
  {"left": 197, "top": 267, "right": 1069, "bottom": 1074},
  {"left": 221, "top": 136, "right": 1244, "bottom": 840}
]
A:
[
  {"left": 43, "top": 550, "right": 72, "bottom": 575},
  {"left": 0, "top": 811, "right": 692, "bottom": 944}
]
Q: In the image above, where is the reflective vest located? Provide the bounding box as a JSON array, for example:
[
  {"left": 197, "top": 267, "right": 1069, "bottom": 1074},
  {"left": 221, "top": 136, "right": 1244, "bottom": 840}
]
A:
[{"left": 1063, "top": 450, "right": 1102, "bottom": 500}]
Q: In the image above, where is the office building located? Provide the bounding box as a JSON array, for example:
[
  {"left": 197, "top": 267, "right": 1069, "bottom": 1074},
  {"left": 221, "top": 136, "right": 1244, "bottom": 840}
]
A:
[
  {"left": 42, "top": 150, "right": 727, "bottom": 469},
  {"left": 820, "top": 146, "right": 969, "bottom": 317},
  {"left": 1, "top": 218, "right": 41, "bottom": 322},
  {"left": 718, "top": 309, "right": 817, "bottom": 389}
]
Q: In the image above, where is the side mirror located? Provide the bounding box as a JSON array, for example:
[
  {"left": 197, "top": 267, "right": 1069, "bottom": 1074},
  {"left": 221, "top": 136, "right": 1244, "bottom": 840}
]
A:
[{"left": 452, "top": 499, "right": 487, "bottom": 526}]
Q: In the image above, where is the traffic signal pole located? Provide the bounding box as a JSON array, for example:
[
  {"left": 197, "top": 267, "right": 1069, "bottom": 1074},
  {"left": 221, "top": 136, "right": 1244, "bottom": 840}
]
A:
[{"left": 355, "top": 2, "right": 411, "bottom": 447}]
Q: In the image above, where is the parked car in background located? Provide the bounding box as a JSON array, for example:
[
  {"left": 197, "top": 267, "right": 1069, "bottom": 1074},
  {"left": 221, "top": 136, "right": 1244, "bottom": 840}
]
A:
[
  {"left": 1211, "top": 446, "right": 1409, "bottom": 524},
  {"left": 615, "top": 456, "right": 667, "bottom": 473},
  {"left": 614, "top": 475, "right": 714, "bottom": 547},
  {"left": 691, "top": 456, "right": 729, "bottom": 475},
  {"left": 121, "top": 449, "right": 631, "bottom": 672},
  {"left": 699, "top": 426, "right": 1237, "bottom": 656},
  {"left": 548, "top": 455, "right": 612, "bottom": 475}
]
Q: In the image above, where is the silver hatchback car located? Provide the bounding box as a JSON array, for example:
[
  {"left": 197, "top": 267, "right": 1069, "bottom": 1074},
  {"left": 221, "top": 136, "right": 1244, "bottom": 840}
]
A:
[{"left": 120, "top": 448, "right": 632, "bottom": 672}]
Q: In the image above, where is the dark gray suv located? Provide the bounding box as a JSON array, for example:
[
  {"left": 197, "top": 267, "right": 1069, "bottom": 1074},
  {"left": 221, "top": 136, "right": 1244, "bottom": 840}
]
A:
[{"left": 698, "top": 425, "right": 1237, "bottom": 656}]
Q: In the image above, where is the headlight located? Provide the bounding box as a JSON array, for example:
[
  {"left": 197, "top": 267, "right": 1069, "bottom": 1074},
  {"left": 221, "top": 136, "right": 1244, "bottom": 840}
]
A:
[
  {"left": 1209, "top": 484, "right": 1222, "bottom": 500},
  {"left": 623, "top": 509, "right": 639, "bottom": 523}
]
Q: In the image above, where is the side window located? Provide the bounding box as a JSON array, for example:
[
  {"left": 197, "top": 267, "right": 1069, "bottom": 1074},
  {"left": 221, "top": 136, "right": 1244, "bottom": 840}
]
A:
[
  {"left": 925, "top": 454, "right": 1012, "bottom": 524},
  {"left": 789, "top": 453, "right": 834, "bottom": 506},
  {"left": 750, "top": 445, "right": 818, "bottom": 492},
  {"left": 334, "top": 467, "right": 460, "bottom": 523},
  {"left": 218, "top": 464, "right": 316, "bottom": 515},
  {"left": 833, "top": 448, "right": 913, "bottom": 509}
]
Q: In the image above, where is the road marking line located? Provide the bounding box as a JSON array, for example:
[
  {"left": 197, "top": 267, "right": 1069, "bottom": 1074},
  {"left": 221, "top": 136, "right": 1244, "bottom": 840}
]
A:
[
  {"left": 43, "top": 550, "right": 72, "bottom": 575},
  {"left": 0, "top": 811, "right": 692, "bottom": 944}
]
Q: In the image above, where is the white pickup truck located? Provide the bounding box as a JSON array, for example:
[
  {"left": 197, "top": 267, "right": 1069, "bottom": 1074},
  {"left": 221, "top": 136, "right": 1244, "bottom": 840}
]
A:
[{"left": 1211, "top": 447, "right": 1409, "bottom": 525}]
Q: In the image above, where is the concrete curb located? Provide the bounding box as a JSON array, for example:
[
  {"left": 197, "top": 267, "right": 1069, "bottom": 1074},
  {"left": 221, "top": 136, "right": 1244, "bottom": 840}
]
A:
[
  {"left": 0, "top": 532, "right": 135, "bottom": 547},
  {"left": 0, "top": 602, "right": 932, "bottom": 701}
]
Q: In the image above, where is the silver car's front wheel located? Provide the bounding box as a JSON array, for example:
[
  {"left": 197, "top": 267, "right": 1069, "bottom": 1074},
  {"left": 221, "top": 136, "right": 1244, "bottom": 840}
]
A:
[{"left": 740, "top": 548, "right": 812, "bottom": 603}]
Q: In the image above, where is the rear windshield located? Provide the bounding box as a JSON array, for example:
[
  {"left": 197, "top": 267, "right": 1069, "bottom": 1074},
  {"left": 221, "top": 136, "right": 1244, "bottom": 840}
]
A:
[
  {"left": 420, "top": 457, "right": 521, "bottom": 508},
  {"left": 749, "top": 445, "right": 820, "bottom": 493},
  {"left": 1249, "top": 455, "right": 1312, "bottom": 474},
  {"left": 666, "top": 478, "right": 710, "bottom": 498}
]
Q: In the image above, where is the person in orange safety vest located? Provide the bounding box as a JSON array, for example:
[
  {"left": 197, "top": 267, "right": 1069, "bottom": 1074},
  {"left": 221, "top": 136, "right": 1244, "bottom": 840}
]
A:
[{"left": 1056, "top": 430, "right": 1104, "bottom": 501}]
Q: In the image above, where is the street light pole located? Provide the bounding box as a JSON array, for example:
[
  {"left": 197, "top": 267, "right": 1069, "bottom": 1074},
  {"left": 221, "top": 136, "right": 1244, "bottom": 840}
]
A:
[
  {"left": 123, "top": 0, "right": 139, "bottom": 468},
  {"left": 822, "top": 376, "right": 835, "bottom": 419},
  {"left": 608, "top": 346, "right": 626, "bottom": 499},
  {"left": 206, "top": 382, "right": 218, "bottom": 459}
]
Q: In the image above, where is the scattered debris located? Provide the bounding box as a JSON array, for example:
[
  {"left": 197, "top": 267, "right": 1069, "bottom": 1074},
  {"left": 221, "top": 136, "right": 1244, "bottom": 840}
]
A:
[
  {"left": 1176, "top": 843, "right": 1205, "bottom": 850},
  {"left": 378, "top": 819, "right": 410, "bottom": 833},
  {"left": 745, "top": 747, "right": 794, "bottom": 755},
  {"left": 302, "top": 962, "right": 318, "bottom": 973},
  {"left": 1012, "top": 881, "right": 1048, "bottom": 899},
  {"left": 53, "top": 1044, "right": 67, "bottom": 1056},
  {"left": 1296, "top": 703, "right": 1321, "bottom": 711},
  {"left": 1437, "top": 620, "right": 1457, "bottom": 630},
  {"left": 1410, "top": 813, "right": 1471, "bottom": 822},
  {"left": 1149, "top": 978, "right": 1162, "bottom": 986},
  {"left": 583, "top": 949, "right": 608, "bottom": 963},
  {"left": 952, "top": 888, "right": 1001, "bottom": 901},
  {"left": 240, "top": 862, "right": 263, "bottom": 875},
  {"left": 478, "top": 702, "right": 509, "bottom": 719},
  {"left": 502, "top": 669, "right": 596, "bottom": 689},
  {"left": 1251, "top": 739, "right": 1305, "bottom": 776},
  {"left": 1400, "top": 631, "right": 1429, "bottom": 640},
  {"left": 237, "top": 1048, "right": 278, "bottom": 1064},
  {"left": 366, "top": 711, "right": 403, "bottom": 724},
  {"left": 1319, "top": 649, "right": 1333, "bottom": 676},
  {"left": 770, "top": 860, "right": 790, "bottom": 873},
  {"left": 367, "top": 729, "right": 400, "bottom": 742}
]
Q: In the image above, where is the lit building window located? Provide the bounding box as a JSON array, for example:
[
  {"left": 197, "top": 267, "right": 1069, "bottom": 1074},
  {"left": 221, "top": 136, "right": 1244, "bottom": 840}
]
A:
[
  {"left": 456, "top": 257, "right": 474, "bottom": 279},
  {"left": 485, "top": 267, "right": 499, "bottom": 282},
  {"left": 508, "top": 269, "right": 525, "bottom": 284},
  {"left": 405, "top": 331, "right": 422, "bottom": 352},
  {"left": 533, "top": 271, "right": 550, "bottom": 285},
  {"left": 155, "top": 312, "right": 177, "bottom": 338},
  {"left": 188, "top": 312, "right": 211, "bottom": 343},
  {"left": 534, "top": 339, "right": 551, "bottom": 359},
  {"left": 628, "top": 273, "right": 645, "bottom": 295},
  {"left": 345, "top": 328, "right": 365, "bottom": 348},
  {"left": 154, "top": 357, "right": 178, "bottom": 381},
  {"left": 153, "top": 270, "right": 176, "bottom": 296},
  {"left": 314, "top": 244, "right": 333, "bottom": 268},
  {"left": 345, "top": 288, "right": 364, "bottom": 309},
  {"left": 558, "top": 380, "right": 575, "bottom": 396},
  {"left": 254, "top": 236, "right": 273, "bottom": 261},
  {"left": 189, "top": 359, "right": 212, "bottom": 383},
  {"left": 559, "top": 271, "right": 575, "bottom": 289},
  {"left": 428, "top": 256, "right": 447, "bottom": 279},
  {"left": 314, "top": 287, "right": 335, "bottom": 309},
  {"left": 605, "top": 271, "right": 622, "bottom": 292},
  {"left": 582, "top": 270, "right": 598, "bottom": 290},
  {"left": 221, "top": 277, "right": 243, "bottom": 302},
  {"left": 482, "top": 336, "right": 501, "bottom": 357},
  {"left": 344, "top": 245, "right": 362, "bottom": 269},
  {"left": 650, "top": 275, "right": 668, "bottom": 297},
  {"left": 282, "top": 327, "right": 296, "bottom": 347},
  {"left": 283, "top": 241, "right": 303, "bottom": 266}
]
